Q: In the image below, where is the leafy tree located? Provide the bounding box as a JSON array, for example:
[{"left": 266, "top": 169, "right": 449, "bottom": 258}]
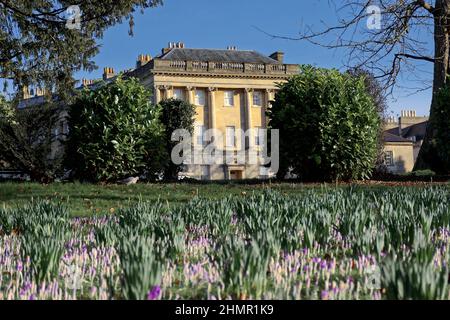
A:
[
  {"left": 0, "top": 1, "right": 163, "bottom": 181},
  {"left": 0, "top": 95, "right": 14, "bottom": 122},
  {"left": 429, "top": 84, "right": 450, "bottom": 173},
  {"left": 0, "top": 0, "right": 162, "bottom": 101},
  {"left": 66, "top": 77, "right": 164, "bottom": 182},
  {"left": 0, "top": 96, "right": 62, "bottom": 182},
  {"left": 347, "top": 68, "right": 387, "bottom": 118},
  {"left": 268, "top": 65, "right": 381, "bottom": 181},
  {"left": 347, "top": 68, "right": 388, "bottom": 166},
  {"left": 158, "top": 98, "right": 196, "bottom": 181},
  {"left": 266, "top": 0, "right": 449, "bottom": 173}
]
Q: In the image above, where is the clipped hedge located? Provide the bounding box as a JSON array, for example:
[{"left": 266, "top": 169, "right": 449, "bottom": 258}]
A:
[
  {"left": 66, "top": 77, "right": 165, "bottom": 182},
  {"left": 269, "top": 65, "right": 381, "bottom": 181}
]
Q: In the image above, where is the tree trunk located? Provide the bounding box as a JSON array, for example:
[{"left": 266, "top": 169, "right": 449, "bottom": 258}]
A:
[{"left": 415, "top": 0, "right": 450, "bottom": 172}]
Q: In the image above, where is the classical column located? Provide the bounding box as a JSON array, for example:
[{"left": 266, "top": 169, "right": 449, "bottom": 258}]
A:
[
  {"left": 208, "top": 87, "right": 216, "bottom": 130},
  {"left": 186, "top": 86, "right": 194, "bottom": 104},
  {"left": 162, "top": 85, "right": 172, "bottom": 99},
  {"left": 154, "top": 86, "right": 162, "bottom": 104},
  {"left": 245, "top": 88, "right": 253, "bottom": 149}
]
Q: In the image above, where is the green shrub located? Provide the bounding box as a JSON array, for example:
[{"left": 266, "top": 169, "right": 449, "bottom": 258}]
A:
[
  {"left": 0, "top": 99, "right": 63, "bottom": 182},
  {"left": 66, "top": 77, "right": 165, "bottom": 182},
  {"left": 268, "top": 65, "right": 381, "bottom": 181},
  {"left": 408, "top": 169, "right": 436, "bottom": 177}
]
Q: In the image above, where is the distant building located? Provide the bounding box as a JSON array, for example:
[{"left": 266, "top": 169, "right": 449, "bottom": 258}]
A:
[{"left": 382, "top": 110, "right": 429, "bottom": 174}]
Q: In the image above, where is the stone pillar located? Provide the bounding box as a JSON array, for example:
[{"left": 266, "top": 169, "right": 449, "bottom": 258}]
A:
[
  {"left": 245, "top": 88, "right": 253, "bottom": 149},
  {"left": 186, "top": 86, "right": 194, "bottom": 104},
  {"left": 163, "top": 85, "right": 172, "bottom": 99},
  {"left": 208, "top": 87, "right": 216, "bottom": 129},
  {"left": 154, "top": 86, "right": 161, "bottom": 104}
]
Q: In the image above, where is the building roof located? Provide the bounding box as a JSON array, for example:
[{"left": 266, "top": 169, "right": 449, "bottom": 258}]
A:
[
  {"left": 382, "top": 132, "right": 413, "bottom": 143},
  {"left": 158, "top": 48, "right": 281, "bottom": 64},
  {"left": 402, "top": 121, "right": 428, "bottom": 140}
]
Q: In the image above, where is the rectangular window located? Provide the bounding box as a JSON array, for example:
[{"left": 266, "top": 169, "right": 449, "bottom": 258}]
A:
[
  {"left": 173, "top": 88, "right": 185, "bottom": 100},
  {"left": 224, "top": 90, "right": 234, "bottom": 106},
  {"left": 226, "top": 126, "right": 236, "bottom": 147},
  {"left": 255, "top": 127, "right": 264, "bottom": 146},
  {"left": 195, "top": 90, "right": 206, "bottom": 106},
  {"left": 253, "top": 91, "right": 262, "bottom": 106},
  {"left": 384, "top": 151, "right": 394, "bottom": 166},
  {"left": 196, "top": 125, "right": 205, "bottom": 146}
]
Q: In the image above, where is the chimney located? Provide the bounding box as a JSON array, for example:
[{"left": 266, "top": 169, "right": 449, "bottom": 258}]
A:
[
  {"left": 35, "top": 88, "right": 43, "bottom": 96},
  {"left": 270, "top": 51, "right": 284, "bottom": 63},
  {"left": 162, "top": 42, "right": 185, "bottom": 55},
  {"left": 103, "top": 67, "right": 115, "bottom": 80},
  {"left": 401, "top": 109, "right": 418, "bottom": 118},
  {"left": 22, "top": 86, "right": 31, "bottom": 99},
  {"left": 81, "top": 78, "right": 94, "bottom": 87},
  {"left": 136, "top": 54, "right": 152, "bottom": 68}
]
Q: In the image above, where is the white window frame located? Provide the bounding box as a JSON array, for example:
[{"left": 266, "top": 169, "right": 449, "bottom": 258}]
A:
[
  {"left": 224, "top": 90, "right": 234, "bottom": 107},
  {"left": 196, "top": 125, "right": 205, "bottom": 146},
  {"left": 384, "top": 151, "right": 394, "bottom": 166},
  {"left": 255, "top": 127, "right": 264, "bottom": 146},
  {"left": 253, "top": 91, "right": 262, "bottom": 107},
  {"left": 195, "top": 89, "right": 206, "bottom": 106},
  {"left": 226, "top": 126, "right": 236, "bottom": 147}
]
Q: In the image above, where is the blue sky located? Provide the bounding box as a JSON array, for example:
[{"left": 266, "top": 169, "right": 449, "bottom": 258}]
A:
[{"left": 76, "top": 0, "right": 433, "bottom": 117}]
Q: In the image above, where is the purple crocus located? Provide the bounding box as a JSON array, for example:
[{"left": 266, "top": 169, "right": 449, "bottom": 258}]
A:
[{"left": 147, "top": 286, "right": 161, "bottom": 300}]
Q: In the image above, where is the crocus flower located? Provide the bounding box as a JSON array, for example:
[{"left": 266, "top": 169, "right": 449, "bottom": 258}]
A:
[{"left": 147, "top": 286, "right": 161, "bottom": 300}]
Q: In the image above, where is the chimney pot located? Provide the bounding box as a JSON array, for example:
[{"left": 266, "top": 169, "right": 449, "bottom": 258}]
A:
[
  {"left": 103, "top": 67, "right": 115, "bottom": 80},
  {"left": 136, "top": 54, "right": 152, "bottom": 68}
]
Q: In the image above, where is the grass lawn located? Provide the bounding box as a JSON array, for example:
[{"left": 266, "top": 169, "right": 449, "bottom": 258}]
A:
[
  {"left": 0, "top": 181, "right": 308, "bottom": 216},
  {"left": 1, "top": 181, "right": 448, "bottom": 217}
]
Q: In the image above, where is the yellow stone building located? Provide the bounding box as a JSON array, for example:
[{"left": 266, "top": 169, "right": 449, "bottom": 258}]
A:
[
  {"left": 383, "top": 110, "right": 429, "bottom": 174},
  {"left": 18, "top": 43, "right": 433, "bottom": 179},
  {"left": 119, "top": 42, "right": 299, "bottom": 180}
]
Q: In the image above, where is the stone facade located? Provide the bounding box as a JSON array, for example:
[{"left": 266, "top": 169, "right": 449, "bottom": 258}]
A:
[
  {"left": 124, "top": 43, "right": 299, "bottom": 180},
  {"left": 383, "top": 110, "right": 429, "bottom": 174}
]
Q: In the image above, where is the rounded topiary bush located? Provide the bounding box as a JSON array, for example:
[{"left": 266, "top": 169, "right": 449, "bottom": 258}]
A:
[
  {"left": 66, "top": 77, "right": 165, "bottom": 182},
  {"left": 268, "top": 65, "right": 381, "bottom": 181}
]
